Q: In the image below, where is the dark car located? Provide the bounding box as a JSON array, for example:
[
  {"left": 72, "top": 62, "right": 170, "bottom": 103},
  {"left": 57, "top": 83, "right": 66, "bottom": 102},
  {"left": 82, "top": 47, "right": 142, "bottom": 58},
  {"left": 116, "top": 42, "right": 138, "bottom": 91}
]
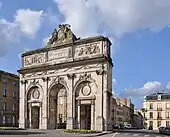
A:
[
  {"left": 159, "top": 126, "right": 165, "bottom": 134},
  {"left": 164, "top": 126, "right": 170, "bottom": 135}
]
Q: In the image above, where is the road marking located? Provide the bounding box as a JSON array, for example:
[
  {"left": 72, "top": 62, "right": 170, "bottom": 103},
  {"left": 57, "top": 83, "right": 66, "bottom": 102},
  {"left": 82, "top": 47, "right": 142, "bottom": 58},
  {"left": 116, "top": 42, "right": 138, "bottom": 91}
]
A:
[
  {"left": 156, "top": 136, "right": 161, "bottom": 137},
  {"left": 112, "top": 132, "right": 119, "bottom": 137},
  {"left": 144, "top": 135, "right": 150, "bottom": 137},
  {"left": 133, "top": 134, "right": 139, "bottom": 136}
]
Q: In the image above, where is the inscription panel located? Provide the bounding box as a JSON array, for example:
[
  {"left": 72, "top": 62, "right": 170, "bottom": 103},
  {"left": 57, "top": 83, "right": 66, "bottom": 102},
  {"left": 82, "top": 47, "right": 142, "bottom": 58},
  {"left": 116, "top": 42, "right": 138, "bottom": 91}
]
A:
[
  {"left": 74, "top": 42, "right": 102, "bottom": 59},
  {"left": 48, "top": 47, "right": 72, "bottom": 61},
  {"left": 24, "top": 53, "right": 45, "bottom": 67}
]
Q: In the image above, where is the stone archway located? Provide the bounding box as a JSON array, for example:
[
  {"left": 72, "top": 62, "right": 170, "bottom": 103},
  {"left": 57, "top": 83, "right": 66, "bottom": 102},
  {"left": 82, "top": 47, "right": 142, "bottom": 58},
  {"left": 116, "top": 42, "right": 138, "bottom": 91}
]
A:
[
  {"left": 74, "top": 80, "right": 96, "bottom": 130},
  {"left": 27, "top": 86, "right": 41, "bottom": 129},
  {"left": 48, "top": 83, "right": 67, "bottom": 129}
]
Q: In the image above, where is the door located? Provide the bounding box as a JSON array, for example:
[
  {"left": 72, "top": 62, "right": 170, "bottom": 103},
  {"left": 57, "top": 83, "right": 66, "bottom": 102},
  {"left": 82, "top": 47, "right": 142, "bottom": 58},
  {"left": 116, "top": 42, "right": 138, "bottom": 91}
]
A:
[{"left": 31, "top": 106, "right": 40, "bottom": 129}]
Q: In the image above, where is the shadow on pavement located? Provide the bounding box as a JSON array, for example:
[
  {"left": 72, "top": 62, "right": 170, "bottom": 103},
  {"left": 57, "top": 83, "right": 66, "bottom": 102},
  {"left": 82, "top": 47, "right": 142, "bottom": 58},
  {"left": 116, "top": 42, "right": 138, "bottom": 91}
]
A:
[{"left": 0, "top": 130, "right": 45, "bottom": 135}]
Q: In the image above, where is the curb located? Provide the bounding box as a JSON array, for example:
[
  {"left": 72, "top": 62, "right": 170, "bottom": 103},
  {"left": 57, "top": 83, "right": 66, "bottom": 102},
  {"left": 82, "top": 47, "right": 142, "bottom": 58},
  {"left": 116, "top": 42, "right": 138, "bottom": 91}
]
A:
[{"left": 112, "top": 130, "right": 159, "bottom": 135}]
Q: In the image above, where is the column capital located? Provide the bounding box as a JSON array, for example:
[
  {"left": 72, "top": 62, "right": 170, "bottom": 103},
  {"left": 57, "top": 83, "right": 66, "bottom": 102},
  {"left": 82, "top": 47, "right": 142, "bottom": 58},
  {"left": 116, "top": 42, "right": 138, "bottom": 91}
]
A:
[
  {"left": 91, "top": 100, "right": 95, "bottom": 105},
  {"left": 96, "top": 69, "right": 106, "bottom": 75},
  {"left": 42, "top": 77, "right": 50, "bottom": 82},
  {"left": 78, "top": 100, "right": 81, "bottom": 106},
  {"left": 20, "top": 80, "right": 28, "bottom": 85},
  {"left": 67, "top": 73, "right": 76, "bottom": 79}
]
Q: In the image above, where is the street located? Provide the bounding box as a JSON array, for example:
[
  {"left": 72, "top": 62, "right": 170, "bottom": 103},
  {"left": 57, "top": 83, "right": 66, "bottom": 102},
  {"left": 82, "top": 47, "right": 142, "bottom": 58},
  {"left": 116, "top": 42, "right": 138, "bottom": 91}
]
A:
[
  {"left": 111, "top": 132, "right": 169, "bottom": 137},
  {"left": 0, "top": 130, "right": 169, "bottom": 137}
]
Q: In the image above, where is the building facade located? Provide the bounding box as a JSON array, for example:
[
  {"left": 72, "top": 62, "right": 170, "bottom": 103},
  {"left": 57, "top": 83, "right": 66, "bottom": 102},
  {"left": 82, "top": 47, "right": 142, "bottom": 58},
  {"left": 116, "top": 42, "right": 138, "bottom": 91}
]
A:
[
  {"left": 133, "top": 109, "right": 144, "bottom": 129},
  {"left": 116, "top": 98, "right": 134, "bottom": 125},
  {"left": 18, "top": 24, "right": 113, "bottom": 131},
  {"left": 0, "top": 70, "right": 19, "bottom": 127},
  {"left": 143, "top": 92, "right": 170, "bottom": 129}
]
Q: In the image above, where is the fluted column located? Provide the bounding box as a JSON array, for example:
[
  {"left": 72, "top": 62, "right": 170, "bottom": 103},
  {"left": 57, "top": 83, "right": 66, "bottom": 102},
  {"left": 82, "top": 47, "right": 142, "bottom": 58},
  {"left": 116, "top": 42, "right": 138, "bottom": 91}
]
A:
[
  {"left": 41, "top": 77, "right": 50, "bottom": 129},
  {"left": 77, "top": 100, "right": 81, "bottom": 129},
  {"left": 19, "top": 79, "right": 27, "bottom": 129},
  {"left": 91, "top": 100, "right": 95, "bottom": 130}
]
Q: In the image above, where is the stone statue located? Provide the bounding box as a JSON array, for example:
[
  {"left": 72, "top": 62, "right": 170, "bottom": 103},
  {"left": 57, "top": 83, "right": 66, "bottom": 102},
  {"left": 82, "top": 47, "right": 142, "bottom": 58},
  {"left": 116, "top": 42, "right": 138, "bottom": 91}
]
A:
[{"left": 47, "top": 24, "right": 80, "bottom": 46}]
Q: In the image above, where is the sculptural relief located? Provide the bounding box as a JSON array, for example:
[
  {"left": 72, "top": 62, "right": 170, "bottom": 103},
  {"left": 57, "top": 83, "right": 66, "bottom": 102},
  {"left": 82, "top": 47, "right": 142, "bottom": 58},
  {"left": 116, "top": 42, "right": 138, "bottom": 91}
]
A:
[
  {"left": 47, "top": 24, "right": 80, "bottom": 46},
  {"left": 75, "top": 43, "right": 100, "bottom": 58}
]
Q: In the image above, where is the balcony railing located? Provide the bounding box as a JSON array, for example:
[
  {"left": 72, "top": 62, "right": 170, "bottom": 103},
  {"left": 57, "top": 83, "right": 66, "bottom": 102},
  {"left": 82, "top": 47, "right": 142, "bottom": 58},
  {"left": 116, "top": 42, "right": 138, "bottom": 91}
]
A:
[
  {"left": 157, "top": 117, "right": 162, "bottom": 120},
  {"left": 157, "top": 108, "right": 162, "bottom": 111}
]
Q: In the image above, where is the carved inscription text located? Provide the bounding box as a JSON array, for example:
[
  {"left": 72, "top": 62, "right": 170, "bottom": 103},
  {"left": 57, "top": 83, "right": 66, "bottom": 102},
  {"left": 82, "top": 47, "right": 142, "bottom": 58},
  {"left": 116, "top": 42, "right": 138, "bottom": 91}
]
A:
[
  {"left": 48, "top": 48, "right": 71, "bottom": 61},
  {"left": 24, "top": 54, "right": 45, "bottom": 67}
]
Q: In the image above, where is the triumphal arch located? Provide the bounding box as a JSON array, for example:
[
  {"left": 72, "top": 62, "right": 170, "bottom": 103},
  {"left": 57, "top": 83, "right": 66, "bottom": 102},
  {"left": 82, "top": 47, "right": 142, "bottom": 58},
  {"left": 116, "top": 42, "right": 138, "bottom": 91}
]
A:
[{"left": 18, "top": 24, "right": 113, "bottom": 131}]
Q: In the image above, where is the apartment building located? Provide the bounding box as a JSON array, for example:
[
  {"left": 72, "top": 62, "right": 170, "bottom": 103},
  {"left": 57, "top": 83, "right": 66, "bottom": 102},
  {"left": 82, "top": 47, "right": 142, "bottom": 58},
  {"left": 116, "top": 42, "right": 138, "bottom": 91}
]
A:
[
  {"left": 117, "top": 98, "right": 134, "bottom": 125},
  {"left": 0, "top": 70, "right": 19, "bottom": 127},
  {"left": 143, "top": 92, "right": 170, "bottom": 129},
  {"left": 133, "top": 109, "right": 144, "bottom": 128}
]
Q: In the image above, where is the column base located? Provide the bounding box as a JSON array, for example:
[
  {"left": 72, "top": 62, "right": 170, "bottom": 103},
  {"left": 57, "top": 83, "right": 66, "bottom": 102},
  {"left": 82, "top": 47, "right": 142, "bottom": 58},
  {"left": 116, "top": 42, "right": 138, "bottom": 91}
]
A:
[
  {"left": 95, "top": 116, "right": 103, "bottom": 131},
  {"left": 19, "top": 118, "right": 26, "bottom": 129},
  {"left": 66, "top": 117, "right": 73, "bottom": 129}
]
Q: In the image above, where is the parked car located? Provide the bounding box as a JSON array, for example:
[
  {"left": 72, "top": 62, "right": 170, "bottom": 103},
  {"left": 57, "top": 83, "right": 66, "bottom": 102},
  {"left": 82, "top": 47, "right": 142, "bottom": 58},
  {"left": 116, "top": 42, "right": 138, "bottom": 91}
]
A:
[
  {"left": 163, "top": 126, "right": 170, "bottom": 135},
  {"left": 159, "top": 126, "right": 165, "bottom": 134}
]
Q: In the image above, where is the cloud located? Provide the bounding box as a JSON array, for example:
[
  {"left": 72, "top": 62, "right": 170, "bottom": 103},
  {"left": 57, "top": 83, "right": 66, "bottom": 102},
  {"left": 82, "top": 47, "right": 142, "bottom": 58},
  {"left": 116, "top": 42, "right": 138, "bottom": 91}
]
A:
[
  {"left": 166, "top": 82, "right": 170, "bottom": 89},
  {"left": 54, "top": 0, "right": 170, "bottom": 38},
  {"left": 14, "top": 9, "right": 44, "bottom": 37},
  {"left": 122, "top": 81, "right": 162, "bottom": 98},
  {"left": 0, "top": 8, "right": 46, "bottom": 57},
  {"left": 0, "top": 19, "right": 20, "bottom": 57}
]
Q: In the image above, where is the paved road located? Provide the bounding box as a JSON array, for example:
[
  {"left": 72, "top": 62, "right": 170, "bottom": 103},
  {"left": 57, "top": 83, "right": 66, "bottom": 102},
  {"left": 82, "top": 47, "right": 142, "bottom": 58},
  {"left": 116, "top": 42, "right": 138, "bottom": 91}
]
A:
[
  {"left": 0, "top": 130, "right": 169, "bottom": 137},
  {"left": 112, "top": 132, "right": 169, "bottom": 137}
]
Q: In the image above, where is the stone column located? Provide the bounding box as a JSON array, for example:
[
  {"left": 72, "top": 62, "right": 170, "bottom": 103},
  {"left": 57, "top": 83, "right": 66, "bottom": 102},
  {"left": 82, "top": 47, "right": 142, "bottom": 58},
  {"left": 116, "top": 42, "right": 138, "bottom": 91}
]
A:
[
  {"left": 41, "top": 77, "right": 49, "bottom": 129},
  {"left": 66, "top": 74, "right": 74, "bottom": 129},
  {"left": 29, "top": 103, "right": 32, "bottom": 128},
  {"left": 91, "top": 100, "right": 95, "bottom": 130},
  {"left": 95, "top": 70, "right": 104, "bottom": 131},
  {"left": 77, "top": 100, "right": 81, "bottom": 129},
  {"left": 19, "top": 79, "right": 27, "bottom": 129},
  {"left": 103, "top": 91, "right": 108, "bottom": 131}
]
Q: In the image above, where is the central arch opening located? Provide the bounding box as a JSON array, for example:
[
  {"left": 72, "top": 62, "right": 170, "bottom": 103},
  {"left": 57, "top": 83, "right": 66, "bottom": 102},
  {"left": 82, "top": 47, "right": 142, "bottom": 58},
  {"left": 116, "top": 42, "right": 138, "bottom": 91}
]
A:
[{"left": 48, "top": 84, "right": 67, "bottom": 129}]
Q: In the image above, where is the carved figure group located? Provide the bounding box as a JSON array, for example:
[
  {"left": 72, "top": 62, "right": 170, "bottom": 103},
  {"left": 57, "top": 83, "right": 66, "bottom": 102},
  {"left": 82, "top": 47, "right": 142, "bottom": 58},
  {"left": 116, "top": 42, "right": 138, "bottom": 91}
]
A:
[{"left": 47, "top": 24, "right": 74, "bottom": 45}]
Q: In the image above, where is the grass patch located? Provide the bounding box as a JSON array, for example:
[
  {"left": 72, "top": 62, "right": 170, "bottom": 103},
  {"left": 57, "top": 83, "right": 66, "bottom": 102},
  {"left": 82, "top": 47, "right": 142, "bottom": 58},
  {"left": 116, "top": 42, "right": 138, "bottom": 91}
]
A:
[
  {"left": 64, "top": 129, "right": 100, "bottom": 134},
  {"left": 0, "top": 127, "right": 25, "bottom": 130}
]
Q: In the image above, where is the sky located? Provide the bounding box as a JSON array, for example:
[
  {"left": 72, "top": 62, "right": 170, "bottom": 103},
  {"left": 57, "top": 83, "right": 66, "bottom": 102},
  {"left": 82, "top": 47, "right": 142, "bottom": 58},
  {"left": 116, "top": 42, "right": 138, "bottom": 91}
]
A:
[{"left": 1, "top": 0, "right": 170, "bottom": 108}]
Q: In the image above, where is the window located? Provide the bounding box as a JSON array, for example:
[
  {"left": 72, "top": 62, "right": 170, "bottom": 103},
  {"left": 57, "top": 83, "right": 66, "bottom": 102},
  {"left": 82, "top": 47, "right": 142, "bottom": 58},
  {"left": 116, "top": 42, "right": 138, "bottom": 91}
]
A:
[
  {"left": 149, "top": 121, "right": 153, "bottom": 127},
  {"left": 158, "top": 121, "right": 161, "bottom": 127},
  {"left": 150, "top": 103, "right": 153, "bottom": 110},
  {"left": 3, "top": 89, "right": 7, "bottom": 96},
  {"left": 158, "top": 112, "right": 162, "bottom": 118},
  {"left": 8, "top": 117, "right": 11, "bottom": 124},
  {"left": 166, "top": 103, "right": 170, "bottom": 109},
  {"left": 12, "top": 116, "right": 15, "bottom": 125},
  {"left": 12, "top": 91, "right": 16, "bottom": 98},
  {"left": 2, "top": 116, "right": 6, "bottom": 125},
  {"left": 166, "top": 121, "right": 170, "bottom": 127},
  {"left": 166, "top": 112, "right": 170, "bottom": 118},
  {"left": 3, "top": 102, "right": 7, "bottom": 111},
  {"left": 12, "top": 82, "right": 17, "bottom": 86},
  {"left": 157, "top": 103, "right": 162, "bottom": 110},
  {"left": 3, "top": 79, "right": 7, "bottom": 84},
  {"left": 150, "top": 112, "right": 153, "bottom": 118},
  {"left": 12, "top": 103, "right": 16, "bottom": 112}
]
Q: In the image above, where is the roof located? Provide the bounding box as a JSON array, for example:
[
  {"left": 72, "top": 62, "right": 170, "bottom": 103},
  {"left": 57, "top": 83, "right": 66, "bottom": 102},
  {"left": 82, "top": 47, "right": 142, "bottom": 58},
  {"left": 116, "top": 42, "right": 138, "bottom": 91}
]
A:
[{"left": 0, "top": 70, "right": 19, "bottom": 79}]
